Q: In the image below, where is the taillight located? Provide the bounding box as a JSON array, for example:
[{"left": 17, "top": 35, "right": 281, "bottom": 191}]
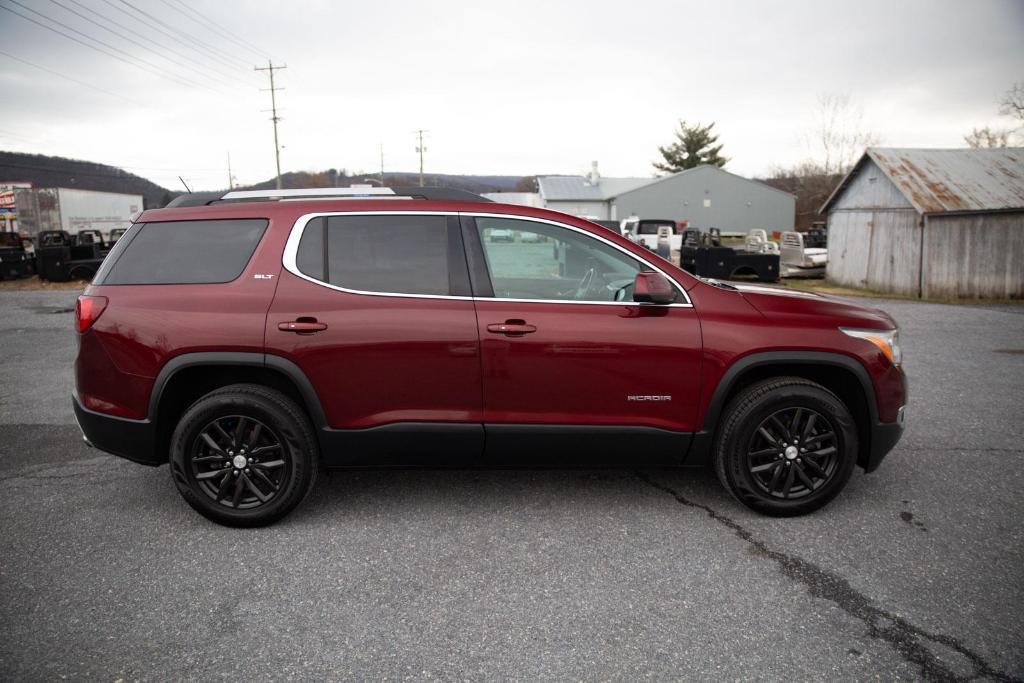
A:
[{"left": 75, "top": 295, "right": 108, "bottom": 333}]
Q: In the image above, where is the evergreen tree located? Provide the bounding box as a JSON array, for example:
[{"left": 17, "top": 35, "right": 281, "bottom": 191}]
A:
[{"left": 654, "top": 120, "right": 727, "bottom": 173}]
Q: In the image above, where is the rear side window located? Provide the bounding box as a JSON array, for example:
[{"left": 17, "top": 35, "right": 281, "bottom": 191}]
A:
[
  {"left": 294, "top": 215, "right": 453, "bottom": 296},
  {"left": 637, "top": 221, "right": 676, "bottom": 235},
  {"left": 98, "top": 219, "right": 267, "bottom": 285}
]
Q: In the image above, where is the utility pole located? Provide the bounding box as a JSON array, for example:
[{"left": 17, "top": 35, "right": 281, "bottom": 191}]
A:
[
  {"left": 255, "top": 60, "right": 286, "bottom": 190},
  {"left": 415, "top": 129, "right": 428, "bottom": 187},
  {"left": 379, "top": 143, "right": 385, "bottom": 187},
  {"left": 226, "top": 151, "right": 234, "bottom": 189}
]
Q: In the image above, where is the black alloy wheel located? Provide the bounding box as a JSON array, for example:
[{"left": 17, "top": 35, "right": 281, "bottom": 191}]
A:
[
  {"left": 170, "top": 384, "right": 318, "bottom": 527},
  {"left": 745, "top": 407, "right": 839, "bottom": 500},
  {"left": 714, "top": 377, "right": 858, "bottom": 516},
  {"left": 190, "top": 416, "right": 289, "bottom": 509}
]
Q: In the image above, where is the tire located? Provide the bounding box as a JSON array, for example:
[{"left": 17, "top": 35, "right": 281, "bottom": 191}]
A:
[
  {"left": 713, "top": 377, "right": 858, "bottom": 516},
  {"left": 169, "top": 384, "right": 319, "bottom": 527}
]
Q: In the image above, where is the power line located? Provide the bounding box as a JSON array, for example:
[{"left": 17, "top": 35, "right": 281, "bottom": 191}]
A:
[
  {"left": 255, "top": 61, "right": 286, "bottom": 190},
  {"left": 0, "top": 48, "right": 136, "bottom": 104},
  {"left": 95, "top": 0, "right": 258, "bottom": 80},
  {"left": 0, "top": 0, "right": 219, "bottom": 93},
  {"left": 113, "top": 0, "right": 253, "bottom": 71},
  {"left": 56, "top": 0, "right": 250, "bottom": 91},
  {"left": 44, "top": 0, "right": 243, "bottom": 92},
  {"left": 159, "top": 0, "right": 269, "bottom": 61}
]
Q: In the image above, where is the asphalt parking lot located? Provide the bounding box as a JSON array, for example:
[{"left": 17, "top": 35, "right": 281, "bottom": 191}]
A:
[{"left": 1, "top": 289, "right": 1022, "bottom": 681}]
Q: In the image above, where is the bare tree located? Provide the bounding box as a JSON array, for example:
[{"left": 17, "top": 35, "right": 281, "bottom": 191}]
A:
[
  {"left": 761, "top": 94, "right": 879, "bottom": 229},
  {"left": 805, "top": 93, "right": 880, "bottom": 176},
  {"left": 763, "top": 161, "right": 843, "bottom": 231},
  {"left": 964, "top": 126, "right": 1011, "bottom": 148},
  {"left": 999, "top": 82, "right": 1024, "bottom": 123}
]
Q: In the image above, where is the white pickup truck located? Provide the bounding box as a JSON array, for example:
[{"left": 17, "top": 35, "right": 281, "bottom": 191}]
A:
[{"left": 620, "top": 217, "right": 683, "bottom": 253}]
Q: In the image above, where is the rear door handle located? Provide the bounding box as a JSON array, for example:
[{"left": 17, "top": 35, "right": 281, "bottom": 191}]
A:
[
  {"left": 278, "top": 320, "right": 328, "bottom": 333},
  {"left": 486, "top": 320, "right": 537, "bottom": 336}
]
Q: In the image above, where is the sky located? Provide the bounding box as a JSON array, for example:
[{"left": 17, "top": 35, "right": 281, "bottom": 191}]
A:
[{"left": 1, "top": 0, "right": 1022, "bottom": 191}]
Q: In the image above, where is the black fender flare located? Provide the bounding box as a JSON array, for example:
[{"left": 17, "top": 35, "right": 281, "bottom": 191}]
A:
[
  {"left": 686, "top": 351, "right": 879, "bottom": 467},
  {"left": 147, "top": 352, "right": 328, "bottom": 428}
]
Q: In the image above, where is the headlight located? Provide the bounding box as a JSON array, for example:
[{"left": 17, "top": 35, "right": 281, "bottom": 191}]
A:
[{"left": 840, "top": 327, "right": 902, "bottom": 365}]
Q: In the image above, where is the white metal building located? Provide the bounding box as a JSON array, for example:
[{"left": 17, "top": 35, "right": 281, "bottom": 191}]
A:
[
  {"left": 822, "top": 148, "right": 1024, "bottom": 298},
  {"left": 536, "top": 162, "right": 795, "bottom": 233}
]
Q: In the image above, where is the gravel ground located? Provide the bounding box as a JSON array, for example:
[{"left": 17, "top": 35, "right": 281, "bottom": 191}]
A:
[{"left": 0, "top": 290, "right": 1022, "bottom": 681}]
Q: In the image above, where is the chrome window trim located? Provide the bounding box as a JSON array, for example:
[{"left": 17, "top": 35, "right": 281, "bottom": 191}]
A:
[{"left": 281, "top": 210, "right": 693, "bottom": 308}]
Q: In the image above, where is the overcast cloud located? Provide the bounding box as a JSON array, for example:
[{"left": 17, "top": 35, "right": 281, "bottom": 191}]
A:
[{"left": 1, "top": 0, "right": 1022, "bottom": 190}]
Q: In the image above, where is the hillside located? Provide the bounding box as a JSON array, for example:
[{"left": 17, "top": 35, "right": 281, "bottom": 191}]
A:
[
  {"left": 241, "top": 170, "right": 528, "bottom": 194},
  {"left": 0, "top": 151, "right": 535, "bottom": 208},
  {"left": 0, "top": 151, "right": 174, "bottom": 209}
]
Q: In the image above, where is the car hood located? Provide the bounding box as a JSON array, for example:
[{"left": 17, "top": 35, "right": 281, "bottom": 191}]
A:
[{"left": 731, "top": 283, "right": 898, "bottom": 329}]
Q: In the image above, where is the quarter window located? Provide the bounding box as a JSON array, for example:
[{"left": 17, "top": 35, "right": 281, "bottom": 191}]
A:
[
  {"left": 97, "top": 219, "right": 267, "bottom": 285},
  {"left": 476, "top": 217, "right": 649, "bottom": 302}
]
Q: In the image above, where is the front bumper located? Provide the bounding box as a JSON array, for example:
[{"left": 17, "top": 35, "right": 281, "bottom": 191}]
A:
[
  {"left": 73, "top": 394, "right": 161, "bottom": 466},
  {"left": 863, "top": 405, "right": 905, "bottom": 473}
]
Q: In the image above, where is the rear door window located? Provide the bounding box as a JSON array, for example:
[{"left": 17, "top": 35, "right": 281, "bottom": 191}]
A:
[
  {"left": 97, "top": 219, "right": 267, "bottom": 285},
  {"left": 294, "top": 214, "right": 462, "bottom": 296}
]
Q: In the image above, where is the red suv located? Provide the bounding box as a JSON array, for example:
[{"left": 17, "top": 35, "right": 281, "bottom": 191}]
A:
[{"left": 73, "top": 187, "right": 906, "bottom": 526}]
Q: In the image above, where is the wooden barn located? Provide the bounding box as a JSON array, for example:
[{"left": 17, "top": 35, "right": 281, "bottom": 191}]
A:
[{"left": 821, "top": 148, "right": 1024, "bottom": 298}]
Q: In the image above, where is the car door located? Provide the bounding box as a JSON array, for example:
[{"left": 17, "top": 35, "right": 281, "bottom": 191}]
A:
[
  {"left": 463, "top": 214, "right": 703, "bottom": 463},
  {"left": 267, "top": 212, "right": 483, "bottom": 465}
]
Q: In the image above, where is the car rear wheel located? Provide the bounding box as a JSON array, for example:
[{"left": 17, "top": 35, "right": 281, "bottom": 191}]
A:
[
  {"left": 169, "top": 384, "right": 318, "bottom": 527},
  {"left": 713, "top": 377, "right": 858, "bottom": 516}
]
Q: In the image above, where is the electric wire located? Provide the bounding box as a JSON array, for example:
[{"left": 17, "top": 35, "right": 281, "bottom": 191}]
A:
[
  {"left": 95, "top": 0, "right": 260, "bottom": 83},
  {"left": 0, "top": 48, "right": 136, "bottom": 104},
  {"left": 113, "top": 0, "right": 254, "bottom": 71},
  {"left": 159, "top": 0, "right": 269, "bottom": 61},
  {"left": 55, "top": 0, "right": 250, "bottom": 90},
  {"left": 0, "top": 0, "right": 220, "bottom": 93}
]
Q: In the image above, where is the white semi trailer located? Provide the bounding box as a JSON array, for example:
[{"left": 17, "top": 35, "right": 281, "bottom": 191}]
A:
[{"left": 13, "top": 187, "right": 143, "bottom": 241}]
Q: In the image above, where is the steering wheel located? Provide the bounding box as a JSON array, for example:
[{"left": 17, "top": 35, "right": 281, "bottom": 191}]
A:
[
  {"left": 574, "top": 267, "right": 596, "bottom": 300},
  {"left": 607, "top": 278, "right": 635, "bottom": 302}
]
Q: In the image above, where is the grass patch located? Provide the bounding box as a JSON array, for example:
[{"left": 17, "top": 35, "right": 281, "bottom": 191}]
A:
[
  {"left": 0, "top": 275, "right": 87, "bottom": 291},
  {"left": 778, "top": 278, "right": 1023, "bottom": 305}
]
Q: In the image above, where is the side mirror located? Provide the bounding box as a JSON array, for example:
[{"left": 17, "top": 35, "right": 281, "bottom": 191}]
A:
[{"left": 633, "top": 271, "right": 675, "bottom": 304}]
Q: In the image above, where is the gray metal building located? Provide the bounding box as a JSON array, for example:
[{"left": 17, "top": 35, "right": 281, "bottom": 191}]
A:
[
  {"left": 822, "top": 148, "right": 1024, "bottom": 298},
  {"left": 538, "top": 163, "right": 795, "bottom": 233}
]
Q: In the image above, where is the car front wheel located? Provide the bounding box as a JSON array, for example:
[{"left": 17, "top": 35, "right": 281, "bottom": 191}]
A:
[{"left": 714, "top": 377, "right": 858, "bottom": 516}]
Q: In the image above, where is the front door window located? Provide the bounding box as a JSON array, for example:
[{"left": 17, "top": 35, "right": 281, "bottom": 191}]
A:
[{"left": 475, "top": 217, "right": 653, "bottom": 303}]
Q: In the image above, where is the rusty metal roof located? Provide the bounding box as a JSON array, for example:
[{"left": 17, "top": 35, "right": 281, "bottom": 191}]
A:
[{"left": 822, "top": 147, "right": 1024, "bottom": 215}]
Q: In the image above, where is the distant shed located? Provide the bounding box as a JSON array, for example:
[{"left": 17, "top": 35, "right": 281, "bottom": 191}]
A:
[{"left": 821, "top": 148, "right": 1024, "bottom": 298}]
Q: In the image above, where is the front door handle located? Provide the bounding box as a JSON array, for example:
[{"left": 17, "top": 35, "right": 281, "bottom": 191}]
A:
[
  {"left": 486, "top": 320, "right": 537, "bottom": 336},
  {"left": 278, "top": 320, "right": 328, "bottom": 334}
]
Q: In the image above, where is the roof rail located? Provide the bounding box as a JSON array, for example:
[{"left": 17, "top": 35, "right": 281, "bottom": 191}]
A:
[
  {"left": 164, "top": 186, "right": 492, "bottom": 208},
  {"left": 222, "top": 187, "right": 397, "bottom": 200}
]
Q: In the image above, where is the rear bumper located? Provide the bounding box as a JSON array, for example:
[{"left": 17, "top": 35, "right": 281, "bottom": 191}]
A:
[
  {"left": 73, "top": 394, "right": 161, "bottom": 466},
  {"left": 864, "top": 405, "right": 905, "bottom": 473}
]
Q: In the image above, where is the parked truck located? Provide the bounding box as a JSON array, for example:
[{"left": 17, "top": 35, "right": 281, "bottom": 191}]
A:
[
  {"left": 34, "top": 230, "right": 110, "bottom": 282},
  {"left": 780, "top": 230, "right": 828, "bottom": 278},
  {"left": 0, "top": 231, "right": 32, "bottom": 279},
  {"left": 11, "top": 187, "right": 142, "bottom": 243},
  {"left": 678, "top": 228, "right": 780, "bottom": 282}
]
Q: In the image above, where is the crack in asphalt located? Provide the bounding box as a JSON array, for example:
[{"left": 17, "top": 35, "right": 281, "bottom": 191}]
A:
[
  {"left": 634, "top": 471, "right": 1018, "bottom": 683},
  {"left": 897, "top": 447, "right": 1023, "bottom": 453}
]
